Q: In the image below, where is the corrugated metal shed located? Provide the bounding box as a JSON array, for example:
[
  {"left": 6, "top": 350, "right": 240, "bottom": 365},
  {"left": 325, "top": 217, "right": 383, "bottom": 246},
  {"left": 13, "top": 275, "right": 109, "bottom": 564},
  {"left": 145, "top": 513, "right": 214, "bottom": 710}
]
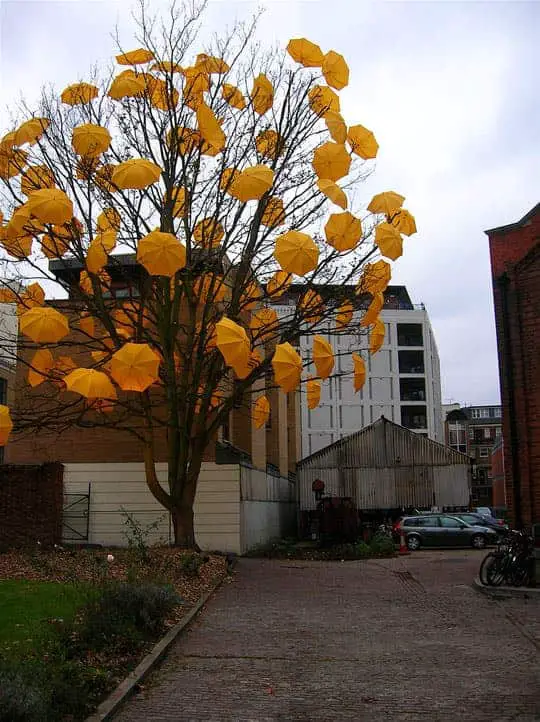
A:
[{"left": 298, "top": 417, "right": 471, "bottom": 511}]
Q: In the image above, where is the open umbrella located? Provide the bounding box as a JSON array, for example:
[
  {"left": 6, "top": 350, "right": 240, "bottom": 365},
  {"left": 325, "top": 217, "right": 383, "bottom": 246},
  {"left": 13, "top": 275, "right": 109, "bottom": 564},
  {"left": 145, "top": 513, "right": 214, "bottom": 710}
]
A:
[
  {"left": 312, "top": 142, "right": 351, "bottom": 182},
  {"left": 97, "top": 207, "right": 121, "bottom": 232},
  {"left": 322, "top": 50, "right": 349, "bottom": 90},
  {"left": 196, "top": 54, "right": 229, "bottom": 74},
  {"left": 20, "top": 306, "right": 69, "bottom": 343},
  {"left": 308, "top": 86, "right": 340, "bottom": 117},
  {"left": 28, "top": 189, "right": 73, "bottom": 225},
  {"left": 240, "top": 281, "right": 263, "bottom": 311},
  {"left": 287, "top": 38, "right": 324, "bottom": 67},
  {"left": 93, "top": 230, "right": 117, "bottom": 253},
  {"left": 78, "top": 313, "right": 95, "bottom": 336},
  {"left": 234, "top": 349, "right": 263, "bottom": 380},
  {"left": 64, "top": 368, "right": 116, "bottom": 399},
  {"left": 61, "top": 82, "right": 99, "bottom": 105},
  {"left": 266, "top": 270, "right": 291, "bottom": 298},
  {"left": 95, "top": 164, "right": 116, "bottom": 192},
  {"left": 151, "top": 60, "right": 183, "bottom": 73},
  {"left": 370, "top": 318, "right": 385, "bottom": 354},
  {"left": 325, "top": 211, "right": 362, "bottom": 251},
  {"left": 150, "top": 80, "right": 179, "bottom": 111},
  {"left": 72, "top": 124, "right": 111, "bottom": 158},
  {"left": 1, "top": 231, "right": 32, "bottom": 260},
  {"left": 167, "top": 126, "right": 199, "bottom": 154},
  {"left": 272, "top": 342, "right": 302, "bottom": 393},
  {"left": 193, "top": 218, "right": 224, "bottom": 247},
  {"left": 255, "top": 130, "right": 284, "bottom": 161},
  {"left": 368, "top": 191, "right": 405, "bottom": 217},
  {"left": 325, "top": 111, "right": 347, "bottom": 144},
  {"left": 0, "top": 287, "right": 17, "bottom": 303},
  {"left": 375, "top": 222, "right": 403, "bottom": 261},
  {"left": 79, "top": 269, "right": 110, "bottom": 295},
  {"left": 41, "top": 225, "right": 71, "bottom": 259},
  {"left": 51, "top": 356, "right": 77, "bottom": 388},
  {"left": 231, "top": 165, "right": 274, "bottom": 202},
  {"left": 112, "top": 159, "right": 161, "bottom": 190},
  {"left": 313, "top": 335, "right": 334, "bottom": 379},
  {"left": 193, "top": 274, "right": 228, "bottom": 304},
  {"left": 110, "top": 343, "right": 160, "bottom": 392},
  {"left": 222, "top": 84, "right": 246, "bottom": 110},
  {"left": 116, "top": 48, "right": 155, "bottom": 65},
  {"left": 171, "top": 186, "right": 187, "bottom": 218},
  {"left": 216, "top": 317, "right": 250, "bottom": 370},
  {"left": 196, "top": 103, "right": 226, "bottom": 155},
  {"left": 108, "top": 70, "right": 145, "bottom": 99},
  {"left": 391, "top": 208, "right": 417, "bottom": 236},
  {"left": 86, "top": 241, "right": 108, "bottom": 274},
  {"left": 20, "top": 165, "right": 55, "bottom": 196},
  {"left": 251, "top": 74, "right": 273, "bottom": 115},
  {"left": 26, "top": 282, "right": 45, "bottom": 307},
  {"left": 274, "top": 230, "right": 319, "bottom": 276},
  {"left": 261, "top": 197, "right": 285, "bottom": 228},
  {"left": 317, "top": 179, "right": 347, "bottom": 210},
  {"left": 336, "top": 300, "right": 354, "bottom": 329},
  {"left": 360, "top": 292, "right": 384, "bottom": 327},
  {"left": 250, "top": 307, "right": 279, "bottom": 343},
  {"left": 307, "top": 378, "right": 321, "bottom": 410},
  {"left": 352, "top": 352, "right": 366, "bottom": 392},
  {"left": 359, "top": 260, "right": 391, "bottom": 295},
  {"left": 0, "top": 148, "right": 27, "bottom": 180},
  {"left": 253, "top": 395, "right": 270, "bottom": 429},
  {"left": 347, "top": 125, "right": 379, "bottom": 160},
  {"left": 14, "top": 118, "right": 49, "bottom": 146},
  {"left": 28, "top": 349, "right": 54, "bottom": 387},
  {"left": 137, "top": 230, "right": 186, "bottom": 276},
  {"left": 0, "top": 406, "right": 13, "bottom": 446},
  {"left": 299, "top": 289, "right": 323, "bottom": 324}
]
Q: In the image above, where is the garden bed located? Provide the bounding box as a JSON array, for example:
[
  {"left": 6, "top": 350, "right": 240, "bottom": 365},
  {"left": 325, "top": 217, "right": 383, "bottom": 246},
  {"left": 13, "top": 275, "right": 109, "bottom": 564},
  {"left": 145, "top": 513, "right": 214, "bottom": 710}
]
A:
[{"left": 244, "top": 535, "right": 396, "bottom": 560}]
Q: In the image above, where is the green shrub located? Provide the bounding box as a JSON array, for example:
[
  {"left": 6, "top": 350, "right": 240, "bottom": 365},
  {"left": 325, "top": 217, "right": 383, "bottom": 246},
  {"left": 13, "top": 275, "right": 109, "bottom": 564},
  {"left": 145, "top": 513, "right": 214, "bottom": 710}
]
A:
[
  {"left": 369, "top": 533, "right": 395, "bottom": 556},
  {"left": 0, "top": 660, "right": 48, "bottom": 722},
  {"left": 180, "top": 552, "right": 208, "bottom": 577},
  {"left": 245, "top": 537, "right": 297, "bottom": 558}
]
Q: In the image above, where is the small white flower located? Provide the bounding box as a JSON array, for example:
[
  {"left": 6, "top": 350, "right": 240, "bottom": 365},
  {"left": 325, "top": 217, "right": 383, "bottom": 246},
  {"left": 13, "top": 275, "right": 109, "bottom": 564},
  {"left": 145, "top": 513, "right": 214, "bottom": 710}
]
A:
[{"left": 107, "top": 554, "right": 115, "bottom": 563}]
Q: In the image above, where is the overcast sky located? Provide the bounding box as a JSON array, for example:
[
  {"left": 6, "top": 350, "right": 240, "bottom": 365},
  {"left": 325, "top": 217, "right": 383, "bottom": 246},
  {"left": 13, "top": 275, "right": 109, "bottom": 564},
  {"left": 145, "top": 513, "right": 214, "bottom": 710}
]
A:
[{"left": 1, "top": 0, "right": 538, "bottom": 406}]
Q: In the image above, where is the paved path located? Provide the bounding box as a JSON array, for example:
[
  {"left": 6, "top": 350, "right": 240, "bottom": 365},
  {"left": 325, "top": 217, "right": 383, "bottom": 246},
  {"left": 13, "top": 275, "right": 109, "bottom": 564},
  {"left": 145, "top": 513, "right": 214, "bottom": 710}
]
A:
[{"left": 115, "top": 550, "right": 540, "bottom": 721}]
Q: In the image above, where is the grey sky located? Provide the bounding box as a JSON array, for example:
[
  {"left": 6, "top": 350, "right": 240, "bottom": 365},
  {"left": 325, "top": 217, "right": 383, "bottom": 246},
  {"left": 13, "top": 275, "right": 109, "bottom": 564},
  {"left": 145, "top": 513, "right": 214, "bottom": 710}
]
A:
[{"left": 1, "top": 0, "right": 538, "bottom": 406}]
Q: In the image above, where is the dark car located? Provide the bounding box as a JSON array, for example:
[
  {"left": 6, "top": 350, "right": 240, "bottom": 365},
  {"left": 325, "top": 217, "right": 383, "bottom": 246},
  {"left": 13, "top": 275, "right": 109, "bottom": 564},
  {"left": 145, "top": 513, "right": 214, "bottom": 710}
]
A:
[
  {"left": 396, "top": 514, "right": 498, "bottom": 551},
  {"left": 452, "top": 512, "right": 508, "bottom": 535}
]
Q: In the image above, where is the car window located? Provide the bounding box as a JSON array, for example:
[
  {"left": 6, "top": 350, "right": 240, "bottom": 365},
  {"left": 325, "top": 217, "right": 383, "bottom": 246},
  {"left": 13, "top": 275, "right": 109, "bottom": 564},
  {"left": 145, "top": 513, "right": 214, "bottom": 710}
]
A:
[
  {"left": 403, "top": 518, "right": 418, "bottom": 526},
  {"left": 439, "top": 516, "right": 462, "bottom": 528},
  {"left": 415, "top": 517, "right": 439, "bottom": 527},
  {"left": 458, "top": 515, "right": 478, "bottom": 523}
]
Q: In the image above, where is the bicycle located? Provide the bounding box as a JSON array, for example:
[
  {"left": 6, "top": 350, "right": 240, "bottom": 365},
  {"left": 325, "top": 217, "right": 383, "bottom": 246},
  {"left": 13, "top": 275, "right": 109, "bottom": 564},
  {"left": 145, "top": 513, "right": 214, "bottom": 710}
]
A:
[{"left": 478, "top": 529, "right": 534, "bottom": 587}]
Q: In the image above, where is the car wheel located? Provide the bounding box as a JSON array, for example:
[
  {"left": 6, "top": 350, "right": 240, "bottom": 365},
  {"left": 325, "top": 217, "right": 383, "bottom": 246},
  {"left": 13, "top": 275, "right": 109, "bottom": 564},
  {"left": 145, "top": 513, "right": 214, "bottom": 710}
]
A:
[
  {"left": 407, "top": 534, "right": 421, "bottom": 551},
  {"left": 471, "top": 534, "right": 486, "bottom": 550}
]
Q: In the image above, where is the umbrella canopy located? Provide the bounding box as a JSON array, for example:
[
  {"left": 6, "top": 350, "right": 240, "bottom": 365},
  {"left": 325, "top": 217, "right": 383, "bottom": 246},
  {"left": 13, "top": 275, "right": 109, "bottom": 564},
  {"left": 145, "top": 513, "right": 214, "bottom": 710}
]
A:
[
  {"left": 193, "top": 217, "right": 224, "bottom": 247},
  {"left": 251, "top": 74, "right": 274, "bottom": 115},
  {"left": 250, "top": 307, "right": 279, "bottom": 343},
  {"left": 20, "top": 165, "right": 55, "bottom": 196},
  {"left": 86, "top": 241, "right": 108, "bottom": 274},
  {"left": 151, "top": 61, "right": 183, "bottom": 73},
  {"left": 368, "top": 191, "right": 405, "bottom": 217},
  {"left": 116, "top": 48, "right": 155, "bottom": 65},
  {"left": 231, "top": 165, "right": 274, "bottom": 202},
  {"left": 313, "top": 335, "right": 334, "bottom": 379},
  {"left": 97, "top": 207, "right": 121, "bottom": 232},
  {"left": 79, "top": 269, "right": 111, "bottom": 295},
  {"left": 28, "top": 189, "right": 73, "bottom": 225},
  {"left": 78, "top": 313, "right": 95, "bottom": 336},
  {"left": 94, "top": 229, "right": 117, "bottom": 253},
  {"left": 0, "top": 287, "right": 17, "bottom": 303},
  {"left": 255, "top": 130, "right": 284, "bottom": 161},
  {"left": 325, "top": 111, "right": 347, "bottom": 144},
  {"left": 308, "top": 86, "right": 340, "bottom": 117},
  {"left": 72, "top": 124, "right": 111, "bottom": 158},
  {"left": 110, "top": 343, "right": 160, "bottom": 392},
  {"left": 61, "top": 82, "right": 99, "bottom": 105},
  {"left": 325, "top": 211, "right": 362, "bottom": 251},
  {"left": 234, "top": 348, "right": 263, "bottom": 380},
  {"left": 274, "top": 230, "right": 319, "bottom": 276},
  {"left": 14, "top": 118, "right": 49, "bottom": 146},
  {"left": 336, "top": 300, "right": 354, "bottom": 329},
  {"left": 150, "top": 80, "right": 179, "bottom": 111},
  {"left": 64, "top": 368, "right": 116, "bottom": 400},
  {"left": 347, "top": 125, "right": 379, "bottom": 159},
  {"left": 20, "top": 306, "right": 69, "bottom": 343},
  {"left": 222, "top": 83, "right": 246, "bottom": 109},
  {"left": 196, "top": 54, "right": 229, "bottom": 74},
  {"left": 272, "top": 342, "right": 302, "bottom": 393},
  {"left": 359, "top": 260, "right": 391, "bottom": 295},
  {"left": 261, "top": 197, "right": 285, "bottom": 228},
  {"left": 26, "top": 282, "right": 45, "bottom": 307},
  {"left": 352, "top": 352, "right": 366, "bottom": 392},
  {"left": 266, "top": 270, "right": 292, "bottom": 298},
  {"left": 375, "top": 222, "right": 403, "bottom": 261},
  {"left": 287, "top": 38, "right": 324, "bottom": 67},
  {"left": 360, "top": 291, "right": 385, "bottom": 327},
  {"left": 171, "top": 186, "right": 187, "bottom": 218},
  {"left": 307, "top": 378, "right": 321, "bottom": 410},
  {"left": 193, "top": 274, "right": 228, "bottom": 304},
  {"left": 299, "top": 289, "right": 323, "bottom": 324},
  {"left": 219, "top": 168, "right": 240, "bottom": 194},
  {"left": 240, "top": 281, "right": 263, "bottom": 312},
  {"left": 322, "top": 50, "right": 349, "bottom": 90},
  {"left": 28, "top": 349, "right": 54, "bottom": 387},
  {"left": 253, "top": 395, "right": 270, "bottom": 429},
  {"left": 370, "top": 319, "right": 385, "bottom": 355},
  {"left": 95, "top": 164, "right": 116, "bottom": 192},
  {"left": 112, "top": 159, "right": 162, "bottom": 190},
  {"left": 108, "top": 70, "right": 145, "bottom": 99},
  {"left": 391, "top": 208, "right": 417, "bottom": 236},
  {"left": 52, "top": 356, "right": 77, "bottom": 388},
  {"left": 0, "top": 406, "right": 13, "bottom": 446},
  {"left": 41, "top": 227, "right": 70, "bottom": 259},
  {"left": 137, "top": 230, "right": 186, "bottom": 276},
  {"left": 312, "top": 142, "right": 351, "bottom": 182},
  {"left": 216, "top": 317, "right": 251, "bottom": 370},
  {"left": 196, "top": 103, "right": 226, "bottom": 155},
  {"left": 317, "top": 179, "right": 347, "bottom": 210}
]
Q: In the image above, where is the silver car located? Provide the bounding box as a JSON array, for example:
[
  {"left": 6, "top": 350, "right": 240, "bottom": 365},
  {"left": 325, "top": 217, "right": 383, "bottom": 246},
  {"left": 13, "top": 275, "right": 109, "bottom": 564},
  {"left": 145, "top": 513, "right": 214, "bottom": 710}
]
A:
[{"left": 397, "top": 514, "right": 499, "bottom": 551}]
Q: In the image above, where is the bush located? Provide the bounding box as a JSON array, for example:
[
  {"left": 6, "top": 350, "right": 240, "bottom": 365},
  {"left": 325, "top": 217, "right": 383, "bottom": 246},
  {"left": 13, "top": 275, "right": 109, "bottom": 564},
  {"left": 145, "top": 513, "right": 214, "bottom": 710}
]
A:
[
  {"left": 369, "top": 533, "right": 395, "bottom": 557},
  {"left": 0, "top": 661, "right": 49, "bottom": 722},
  {"left": 179, "top": 552, "right": 209, "bottom": 577},
  {"left": 245, "top": 537, "right": 297, "bottom": 559}
]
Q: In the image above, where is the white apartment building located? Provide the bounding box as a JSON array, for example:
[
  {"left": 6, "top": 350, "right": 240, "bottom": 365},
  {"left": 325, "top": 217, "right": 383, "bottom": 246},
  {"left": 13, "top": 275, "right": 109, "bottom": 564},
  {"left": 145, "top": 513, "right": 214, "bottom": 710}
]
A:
[{"left": 272, "top": 285, "right": 443, "bottom": 459}]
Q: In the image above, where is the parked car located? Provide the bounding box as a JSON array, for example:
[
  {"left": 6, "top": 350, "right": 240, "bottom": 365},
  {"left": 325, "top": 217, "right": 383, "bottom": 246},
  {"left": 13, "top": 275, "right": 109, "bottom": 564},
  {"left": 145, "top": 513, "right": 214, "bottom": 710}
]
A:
[
  {"left": 452, "top": 512, "right": 508, "bottom": 535},
  {"left": 395, "top": 514, "right": 499, "bottom": 551}
]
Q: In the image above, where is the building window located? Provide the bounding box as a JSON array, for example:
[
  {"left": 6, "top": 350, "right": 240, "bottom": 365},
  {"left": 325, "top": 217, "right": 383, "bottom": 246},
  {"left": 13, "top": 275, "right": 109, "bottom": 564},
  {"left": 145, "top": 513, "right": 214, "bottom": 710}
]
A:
[
  {"left": 483, "top": 428, "right": 491, "bottom": 440},
  {"left": 397, "top": 323, "right": 423, "bottom": 347},
  {"left": 480, "top": 409, "right": 489, "bottom": 418},
  {"left": 469, "top": 428, "right": 474, "bottom": 439},
  {"left": 0, "top": 378, "right": 6, "bottom": 406},
  {"left": 495, "top": 427, "right": 502, "bottom": 438},
  {"left": 479, "top": 447, "right": 489, "bottom": 458}
]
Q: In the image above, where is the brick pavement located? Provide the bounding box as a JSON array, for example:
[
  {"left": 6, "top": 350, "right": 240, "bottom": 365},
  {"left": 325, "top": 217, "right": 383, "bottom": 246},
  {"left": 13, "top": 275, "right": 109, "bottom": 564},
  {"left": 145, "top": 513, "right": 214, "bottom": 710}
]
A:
[{"left": 114, "top": 550, "right": 540, "bottom": 721}]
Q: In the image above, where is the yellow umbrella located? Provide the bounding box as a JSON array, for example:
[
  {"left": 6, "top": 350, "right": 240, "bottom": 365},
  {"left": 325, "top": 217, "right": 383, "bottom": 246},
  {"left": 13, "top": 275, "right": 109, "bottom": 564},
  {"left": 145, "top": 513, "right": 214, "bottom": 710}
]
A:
[
  {"left": 171, "top": 186, "right": 187, "bottom": 218},
  {"left": 93, "top": 230, "right": 117, "bottom": 253},
  {"left": 64, "top": 368, "right": 116, "bottom": 399},
  {"left": 251, "top": 74, "right": 273, "bottom": 115},
  {"left": 193, "top": 217, "right": 224, "bottom": 247},
  {"left": 0, "top": 150, "right": 27, "bottom": 181},
  {"left": 367, "top": 191, "right": 405, "bottom": 217},
  {"left": 107, "top": 70, "right": 145, "bottom": 99},
  {"left": 359, "top": 260, "right": 392, "bottom": 295},
  {"left": 151, "top": 61, "right": 183, "bottom": 73},
  {"left": 240, "top": 281, "right": 263, "bottom": 311},
  {"left": 336, "top": 300, "right": 354, "bottom": 329},
  {"left": 14, "top": 118, "right": 49, "bottom": 146},
  {"left": 137, "top": 230, "right": 186, "bottom": 276},
  {"left": 52, "top": 356, "right": 77, "bottom": 388},
  {"left": 215, "top": 317, "right": 250, "bottom": 369},
  {"left": 322, "top": 50, "right": 349, "bottom": 90},
  {"left": 1, "top": 230, "right": 32, "bottom": 260},
  {"left": 391, "top": 209, "right": 417, "bottom": 236},
  {"left": 193, "top": 274, "right": 228, "bottom": 304},
  {"left": 26, "top": 282, "right": 45, "bottom": 307},
  {"left": 347, "top": 125, "right": 379, "bottom": 159},
  {"left": 86, "top": 241, "right": 108, "bottom": 274},
  {"left": 61, "top": 82, "right": 99, "bottom": 105},
  {"left": 112, "top": 159, "right": 162, "bottom": 189},
  {"left": 307, "top": 378, "right": 321, "bottom": 410},
  {"left": 182, "top": 65, "right": 210, "bottom": 93},
  {"left": 266, "top": 270, "right": 292, "bottom": 298},
  {"left": 370, "top": 318, "right": 385, "bottom": 354},
  {"left": 20, "top": 165, "right": 55, "bottom": 196},
  {"left": 20, "top": 306, "right": 69, "bottom": 343},
  {"left": 196, "top": 54, "right": 229, "bottom": 74},
  {"left": 253, "top": 395, "right": 270, "bottom": 429},
  {"left": 274, "top": 230, "right": 319, "bottom": 276},
  {"left": 196, "top": 102, "right": 226, "bottom": 155},
  {"left": 255, "top": 130, "right": 284, "bottom": 160},
  {"left": 299, "top": 289, "right": 323, "bottom": 323},
  {"left": 234, "top": 348, "right": 263, "bottom": 380},
  {"left": 312, "top": 142, "right": 351, "bottom": 182},
  {"left": 97, "top": 207, "right": 121, "bottom": 232},
  {"left": 317, "top": 179, "right": 347, "bottom": 210},
  {"left": 261, "top": 197, "right": 286, "bottom": 228},
  {"left": 0, "top": 406, "right": 13, "bottom": 446},
  {"left": 250, "top": 307, "right": 279, "bottom": 343},
  {"left": 231, "top": 165, "right": 274, "bottom": 202},
  {"left": 167, "top": 127, "right": 200, "bottom": 155},
  {"left": 222, "top": 84, "right": 246, "bottom": 109},
  {"left": 150, "top": 80, "right": 179, "bottom": 111},
  {"left": 325, "top": 211, "right": 362, "bottom": 252},
  {"left": 0, "top": 287, "right": 17, "bottom": 303},
  {"left": 308, "top": 86, "right": 340, "bottom": 117},
  {"left": 352, "top": 352, "right": 366, "bottom": 392},
  {"left": 110, "top": 342, "right": 160, "bottom": 392},
  {"left": 324, "top": 111, "right": 347, "bottom": 144},
  {"left": 95, "top": 164, "right": 116, "bottom": 192},
  {"left": 313, "top": 335, "right": 334, "bottom": 379},
  {"left": 76, "top": 156, "right": 100, "bottom": 180},
  {"left": 28, "top": 349, "right": 54, "bottom": 388},
  {"left": 72, "top": 124, "right": 111, "bottom": 158},
  {"left": 41, "top": 227, "right": 70, "bottom": 259},
  {"left": 27, "top": 189, "right": 73, "bottom": 225},
  {"left": 78, "top": 313, "right": 95, "bottom": 336},
  {"left": 272, "top": 342, "right": 302, "bottom": 393},
  {"left": 375, "top": 222, "right": 403, "bottom": 261},
  {"left": 360, "top": 291, "right": 385, "bottom": 327},
  {"left": 286, "top": 38, "right": 324, "bottom": 67},
  {"left": 116, "top": 48, "right": 155, "bottom": 65}
]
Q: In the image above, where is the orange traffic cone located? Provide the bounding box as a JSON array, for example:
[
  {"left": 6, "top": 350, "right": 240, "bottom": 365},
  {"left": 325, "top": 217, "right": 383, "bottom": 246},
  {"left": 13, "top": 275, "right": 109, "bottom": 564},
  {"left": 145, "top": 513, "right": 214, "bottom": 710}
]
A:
[{"left": 399, "top": 531, "right": 410, "bottom": 555}]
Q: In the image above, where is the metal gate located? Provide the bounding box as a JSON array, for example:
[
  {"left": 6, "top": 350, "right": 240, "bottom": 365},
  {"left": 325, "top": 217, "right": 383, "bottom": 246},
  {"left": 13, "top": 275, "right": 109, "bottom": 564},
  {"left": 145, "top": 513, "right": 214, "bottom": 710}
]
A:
[{"left": 62, "top": 484, "right": 90, "bottom": 542}]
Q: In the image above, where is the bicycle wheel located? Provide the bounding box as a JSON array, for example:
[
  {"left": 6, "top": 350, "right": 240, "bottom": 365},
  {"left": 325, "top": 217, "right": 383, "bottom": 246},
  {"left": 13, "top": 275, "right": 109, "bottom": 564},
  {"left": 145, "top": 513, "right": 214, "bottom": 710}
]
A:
[{"left": 480, "top": 552, "right": 504, "bottom": 586}]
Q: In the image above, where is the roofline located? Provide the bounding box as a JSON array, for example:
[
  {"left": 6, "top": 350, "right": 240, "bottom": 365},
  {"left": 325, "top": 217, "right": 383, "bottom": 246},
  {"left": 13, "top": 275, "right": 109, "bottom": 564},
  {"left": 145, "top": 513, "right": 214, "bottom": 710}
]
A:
[{"left": 484, "top": 202, "right": 540, "bottom": 236}]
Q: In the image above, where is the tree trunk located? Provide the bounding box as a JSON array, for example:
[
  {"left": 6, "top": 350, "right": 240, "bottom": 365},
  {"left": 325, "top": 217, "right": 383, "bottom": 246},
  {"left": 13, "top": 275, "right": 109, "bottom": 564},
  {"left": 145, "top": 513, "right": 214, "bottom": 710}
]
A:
[{"left": 171, "top": 502, "right": 199, "bottom": 549}]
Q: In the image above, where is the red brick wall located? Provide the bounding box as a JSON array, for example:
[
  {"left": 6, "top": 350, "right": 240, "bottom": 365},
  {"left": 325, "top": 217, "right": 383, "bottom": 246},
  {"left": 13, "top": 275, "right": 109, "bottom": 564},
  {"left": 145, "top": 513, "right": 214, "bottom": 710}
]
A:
[
  {"left": 491, "top": 440, "right": 505, "bottom": 509},
  {"left": 488, "top": 211, "right": 540, "bottom": 277}
]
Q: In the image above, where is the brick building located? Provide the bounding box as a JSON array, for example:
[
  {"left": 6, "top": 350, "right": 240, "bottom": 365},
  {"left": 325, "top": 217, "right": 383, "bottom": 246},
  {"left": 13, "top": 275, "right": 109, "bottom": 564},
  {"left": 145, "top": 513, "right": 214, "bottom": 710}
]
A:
[{"left": 485, "top": 202, "right": 540, "bottom": 528}]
